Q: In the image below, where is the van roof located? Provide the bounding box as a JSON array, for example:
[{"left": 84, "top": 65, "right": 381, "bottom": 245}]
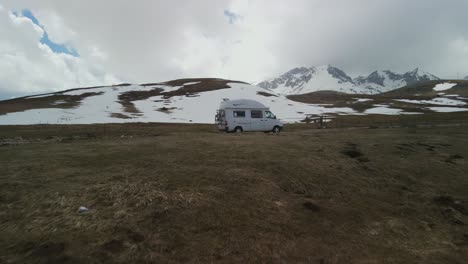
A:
[{"left": 219, "top": 99, "right": 268, "bottom": 109}]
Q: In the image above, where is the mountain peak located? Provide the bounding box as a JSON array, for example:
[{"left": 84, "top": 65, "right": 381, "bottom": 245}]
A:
[
  {"left": 325, "top": 66, "right": 353, "bottom": 83},
  {"left": 286, "top": 67, "right": 310, "bottom": 75},
  {"left": 402, "top": 68, "right": 439, "bottom": 83}
]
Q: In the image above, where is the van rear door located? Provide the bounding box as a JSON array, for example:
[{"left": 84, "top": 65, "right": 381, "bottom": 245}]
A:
[{"left": 215, "top": 110, "right": 226, "bottom": 130}]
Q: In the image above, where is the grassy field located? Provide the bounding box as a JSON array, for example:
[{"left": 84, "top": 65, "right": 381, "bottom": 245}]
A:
[{"left": 1, "top": 122, "right": 468, "bottom": 263}]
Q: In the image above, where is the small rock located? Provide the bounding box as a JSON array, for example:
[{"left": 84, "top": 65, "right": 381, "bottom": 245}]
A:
[{"left": 78, "top": 206, "right": 90, "bottom": 213}]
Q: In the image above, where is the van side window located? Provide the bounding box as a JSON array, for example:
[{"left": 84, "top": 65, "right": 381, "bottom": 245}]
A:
[
  {"left": 251, "top": 110, "right": 263, "bottom": 118},
  {"left": 233, "top": 111, "right": 245, "bottom": 117}
]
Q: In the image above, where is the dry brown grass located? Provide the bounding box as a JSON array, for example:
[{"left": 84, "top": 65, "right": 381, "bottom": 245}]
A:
[
  {"left": 1, "top": 122, "right": 467, "bottom": 263},
  {"left": 0, "top": 92, "right": 104, "bottom": 116},
  {"left": 157, "top": 107, "right": 177, "bottom": 113},
  {"left": 110, "top": 113, "right": 132, "bottom": 119},
  {"left": 257, "top": 91, "right": 278, "bottom": 97}
]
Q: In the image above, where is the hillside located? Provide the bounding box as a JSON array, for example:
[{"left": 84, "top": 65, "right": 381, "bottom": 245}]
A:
[
  {"left": 0, "top": 78, "right": 356, "bottom": 125},
  {"left": 381, "top": 80, "right": 468, "bottom": 97},
  {"left": 1, "top": 78, "right": 467, "bottom": 125},
  {"left": 287, "top": 80, "right": 468, "bottom": 115}
]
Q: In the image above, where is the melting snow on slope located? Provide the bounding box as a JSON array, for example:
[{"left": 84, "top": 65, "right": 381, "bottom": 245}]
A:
[
  {"left": 133, "top": 83, "right": 357, "bottom": 124},
  {"left": 1, "top": 82, "right": 465, "bottom": 125},
  {"left": 354, "top": 98, "right": 373, "bottom": 103},
  {"left": 0, "top": 85, "right": 157, "bottom": 124},
  {"left": 364, "top": 105, "right": 403, "bottom": 115},
  {"left": 50, "top": 100, "right": 67, "bottom": 105},
  {"left": 433, "top": 82, "right": 457, "bottom": 91},
  {"left": 0, "top": 83, "right": 357, "bottom": 125},
  {"left": 183, "top": 82, "right": 201, "bottom": 86},
  {"left": 395, "top": 98, "right": 467, "bottom": 106},
  {"left": 25, "top": 93, "right": 55, "bottom": 99},
  {"left": 428, "top": 107, "right": 468, "bottom": 113}
]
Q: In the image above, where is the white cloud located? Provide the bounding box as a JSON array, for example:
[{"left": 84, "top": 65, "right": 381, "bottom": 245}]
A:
[
  {"left": 34, "top": 9, "right": 77, "bottom": 44},
  {"left": 0, "top": 7, "right": 119, "bottom": 98}
]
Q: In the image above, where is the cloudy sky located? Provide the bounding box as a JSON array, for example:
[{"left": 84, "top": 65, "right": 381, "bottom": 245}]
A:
[{"left": 1, "top": 0, "right": 468, "bottom": 99}]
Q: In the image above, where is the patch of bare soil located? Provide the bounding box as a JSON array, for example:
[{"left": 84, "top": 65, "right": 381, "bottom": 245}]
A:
[
  {"left": 434, "top": 195, "right": 468, "bottom": 215},
  {"left": 110, "top": 113, "right": 133, "bottom": 119},
  {"left": 445, "top": 154, "right": 464, "bottom": 164},
  {"left": 257, "top": 91, "right": 277, "bottom": 97},
  {"left": 0, "top": 92, "right": 104, "bottom": 116},
  {"left": 117, "top": 87, "right": 164, "bottom": 114},
  {"left": 157, "top": 107, "right": 177, "bottom": 113},
  {"left": 341, "top": 143, "right": 369, "bottom": 162},
  {"left": 101, "top": 239, "right": 124, "bottom": 253},
  {"left": 303, "top": 201, "right": 321, "bottom": 212}
]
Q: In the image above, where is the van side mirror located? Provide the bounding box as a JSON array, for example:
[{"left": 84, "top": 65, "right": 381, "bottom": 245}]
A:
[{"left": 274, "top": 116, "right": 277, "bottom": 119}]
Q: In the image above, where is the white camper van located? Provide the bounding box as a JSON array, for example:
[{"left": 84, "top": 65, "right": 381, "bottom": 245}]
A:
[{"left": 215, "top": 99, "right": 283, "bottom": 133}]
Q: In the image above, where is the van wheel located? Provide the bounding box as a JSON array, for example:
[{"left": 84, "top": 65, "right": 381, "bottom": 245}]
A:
[
  {"left": 234, "top": 126, "right": 243, "bottom": 133},
  {"left": 272, "top": 126, "right": 281, "bottom": 134}
]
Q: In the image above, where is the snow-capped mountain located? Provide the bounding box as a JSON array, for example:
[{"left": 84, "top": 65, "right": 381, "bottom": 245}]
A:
[
  {"left": 354, "top": 68, "right": 439, "bottom": 94},
  {"left": 258, "top": 65, "right": 439, "bottom": 95},
  {"left": 257, "top": 65, "right": 367, "bottom": 95}
]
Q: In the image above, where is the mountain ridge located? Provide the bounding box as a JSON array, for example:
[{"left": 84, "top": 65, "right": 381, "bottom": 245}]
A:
[{"left": 258, "top": 65, "right": 440, "bottom": 95}]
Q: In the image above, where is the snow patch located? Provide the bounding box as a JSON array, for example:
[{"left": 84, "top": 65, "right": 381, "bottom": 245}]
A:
[
  {"left": 433, "top": 82, "right": 457, "bottom": 91},
  {"left": 51, "top": 100, "right": 67, "bottom": 105},
  {"left": 364, "top": 106, "right": 403, "bottom": 115},
  {"left": 183, "top": 82, "right": 201, "bottom": 86},
  {"left": 395, "top": 98, "right": 466, "bottom": 106},
  {"left": 354, "top": 98, "right": 373, "bottom": 103},
  {"left": 26, "top": 93, "right": 55, "bottom": 99},
  {"left": 428, "top": 107, "right": 468, "bottom": 113}
]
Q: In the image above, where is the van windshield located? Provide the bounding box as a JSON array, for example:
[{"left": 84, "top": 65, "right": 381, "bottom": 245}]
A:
[{"left": 265, "top": 111, "right": 275, "bottom": 119}]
